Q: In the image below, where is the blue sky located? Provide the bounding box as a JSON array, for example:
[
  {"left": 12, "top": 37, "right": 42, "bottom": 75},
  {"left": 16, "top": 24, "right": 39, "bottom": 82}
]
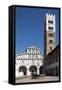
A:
[{"left": 16, "top": 7, "right": 60, "bottom": 53}]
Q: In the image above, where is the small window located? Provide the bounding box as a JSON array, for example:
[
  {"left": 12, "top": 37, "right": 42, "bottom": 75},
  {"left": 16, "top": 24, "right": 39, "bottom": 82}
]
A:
[
  {"left": 33, "top": 49, "right": 34, "bottom": 52},
  {"left": 36, "top": 55, "right": 37, "bottom": 58},
  {"left": 29, "top": 49, "right": 31, "bottom": 52},
  {"left": 49, "top": 33, "right": 53, "bottom": 37},
  {"left": 48, "top": 27, "right": 53, "bottom": 30},
  {"left": 50, "top": 47, "right": 52, "bottom": 50},
  {"left": 48, "top": 20, "right": 53, "bottom": 24},
  {"left": 36, "top": 48, "right": 37, "bottom": 52},
  {"left": 49, "top": 40, "right": 53, "bottom": 43}
]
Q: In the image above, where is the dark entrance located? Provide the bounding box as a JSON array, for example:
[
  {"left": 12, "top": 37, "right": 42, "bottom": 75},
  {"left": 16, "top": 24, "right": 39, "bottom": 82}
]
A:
[
  {"left": 29, "top": 66, "right": 37, "bottom": 73},
  {"left": 19, "top": 66, "right": 27, "bottom": 75},
  {"left": 39, "top": 66, "right": 43, "bottom": 74}
]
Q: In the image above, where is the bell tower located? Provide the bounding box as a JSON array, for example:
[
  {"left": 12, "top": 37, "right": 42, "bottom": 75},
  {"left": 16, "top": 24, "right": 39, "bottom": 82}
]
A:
[{"left": 44, "top": 13, "right": 56, "bottom": 56}]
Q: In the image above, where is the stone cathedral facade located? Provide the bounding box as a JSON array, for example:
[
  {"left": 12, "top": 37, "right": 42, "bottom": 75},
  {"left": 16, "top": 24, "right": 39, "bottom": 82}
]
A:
[{"left": 16, "top": 46, "right": 44, "bottom": 78}]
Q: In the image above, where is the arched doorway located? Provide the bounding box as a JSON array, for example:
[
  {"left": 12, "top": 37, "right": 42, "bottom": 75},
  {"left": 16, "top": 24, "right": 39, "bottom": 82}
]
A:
[
  {"left": 39, "top": 66, "right": 43, "bottom": 74},
  {"left": 29, "top": 66, "right": 37, "bottom": 74},
  {"left": 19, "top": 66, "right": 27, "bottom": 75}
]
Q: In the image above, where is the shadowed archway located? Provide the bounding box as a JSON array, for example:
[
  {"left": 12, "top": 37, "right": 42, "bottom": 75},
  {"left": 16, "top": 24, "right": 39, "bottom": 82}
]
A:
[
  {"left": 29, "top": 66, "right": 37, "bottom": 73},
  {"left": 39, "top": 66, "right": 43, "bottom": 74},
  {"left": 19, "top": 66, "right": 27, "bottom": 75}
]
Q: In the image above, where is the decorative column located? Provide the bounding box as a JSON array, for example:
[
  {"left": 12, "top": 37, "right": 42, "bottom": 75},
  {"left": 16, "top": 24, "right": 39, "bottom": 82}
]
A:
[
  {"left": 37, "top": 67, "right": 39, "bottom": 75},
  {"left": 27, "top": 69, "right": 31, "bottom": 76}
]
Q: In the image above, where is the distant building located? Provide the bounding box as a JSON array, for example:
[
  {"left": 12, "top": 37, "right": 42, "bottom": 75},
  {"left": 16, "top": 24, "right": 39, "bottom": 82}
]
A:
[
  {"left": 16, "top": 46, "right": 44, "bottom": 78},
  {"left": 44, "top": 13, "right": 56, "bottom": 56},
  {"left": 44, "top": 45, "right": 60, "bottom": 76}
]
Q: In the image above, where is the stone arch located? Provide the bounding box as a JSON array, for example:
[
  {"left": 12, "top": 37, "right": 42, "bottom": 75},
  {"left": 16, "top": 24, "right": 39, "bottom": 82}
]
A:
[
  {"left": 39, "top": 66, "right": 43, "bottom": 74},
  {"left": 29, "top": 65, "right": 37, "bottom": 74},
  {"left": 19, "top": 66, "right": 27, "bottom": 75}
]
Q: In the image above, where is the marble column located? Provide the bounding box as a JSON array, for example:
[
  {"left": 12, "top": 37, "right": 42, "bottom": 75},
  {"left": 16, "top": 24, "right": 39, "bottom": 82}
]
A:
[
  {"left": 27, "top": 69, "right": 31, "bottom": 76},
  {"left": 37, "top": 68, "right": 39, "bottom": 75}
]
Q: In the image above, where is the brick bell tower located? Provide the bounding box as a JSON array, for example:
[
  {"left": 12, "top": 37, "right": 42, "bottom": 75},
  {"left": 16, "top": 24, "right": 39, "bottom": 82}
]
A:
[{"left": 44, "top": 13, "right": 56, "bottom": 56}]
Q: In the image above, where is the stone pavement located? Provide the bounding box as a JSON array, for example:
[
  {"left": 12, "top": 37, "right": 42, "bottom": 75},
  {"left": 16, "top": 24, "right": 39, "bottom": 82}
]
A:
[{"left": 16, "top": 76, "right": 59, "bottom": 83}]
